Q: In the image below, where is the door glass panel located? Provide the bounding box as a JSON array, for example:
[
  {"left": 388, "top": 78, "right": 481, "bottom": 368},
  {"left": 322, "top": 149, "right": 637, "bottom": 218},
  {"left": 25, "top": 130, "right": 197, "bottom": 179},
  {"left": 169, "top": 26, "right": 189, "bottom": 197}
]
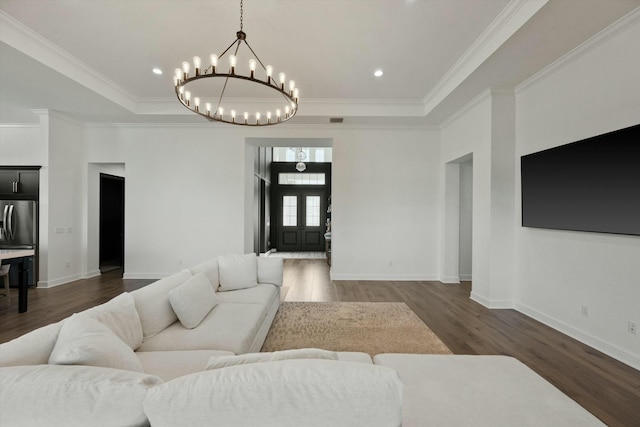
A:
[
  {"left": 306, "top": 196, "right": 321, "bottom": 227},
  {"left": 282, "top": 196, "right": 297, "bottom": 226}
]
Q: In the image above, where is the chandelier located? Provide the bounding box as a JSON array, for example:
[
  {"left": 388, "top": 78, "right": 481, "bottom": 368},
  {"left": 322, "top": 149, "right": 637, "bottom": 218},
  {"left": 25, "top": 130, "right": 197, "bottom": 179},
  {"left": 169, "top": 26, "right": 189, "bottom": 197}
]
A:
[
  {"left": 173, "top": 0, "right": 299, "bottom": 126},
  {"left": 291, "top": 147, "right": 307, "bottom": 172}
]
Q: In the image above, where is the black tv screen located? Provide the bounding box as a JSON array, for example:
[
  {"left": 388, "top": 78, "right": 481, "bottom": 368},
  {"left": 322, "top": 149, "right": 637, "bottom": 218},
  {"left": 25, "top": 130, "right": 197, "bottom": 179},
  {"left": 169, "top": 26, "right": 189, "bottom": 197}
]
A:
[{"left": 521, "top": 123, "right": 640, "bottom": 236}]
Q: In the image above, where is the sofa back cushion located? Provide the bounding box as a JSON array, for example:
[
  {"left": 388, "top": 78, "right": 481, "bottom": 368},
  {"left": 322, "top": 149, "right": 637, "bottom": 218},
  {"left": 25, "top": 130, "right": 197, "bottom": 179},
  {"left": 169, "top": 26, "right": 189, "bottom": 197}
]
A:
[
  {"left": 0, "top": 364, "right": 162, "bottom": 427},
  {"left": 0, "top": 321, "right": 63, "bottom": 367},
  {"left": 132, "top": 269, "right": 193, "bottom": 341},
  {"left": 189, "top": 258, "right": 220, "bottom": 291},
  {"left": 169, "top": 273, "right": 219, "bottom": 329},
  {"left": 80, "top": 292, "right": 143, "bottom": 350},
  {"left": 218, "top": 254, "right": 258, "bottom": 291},
  {"left": 49, "top": 315, "right": 145, "bottom": 373},
  {"left": 257, "top": 256, "right": 284, "bottom": 286},
  {"left": 143, "top": 359, "right": 403, "bottom": 427}
]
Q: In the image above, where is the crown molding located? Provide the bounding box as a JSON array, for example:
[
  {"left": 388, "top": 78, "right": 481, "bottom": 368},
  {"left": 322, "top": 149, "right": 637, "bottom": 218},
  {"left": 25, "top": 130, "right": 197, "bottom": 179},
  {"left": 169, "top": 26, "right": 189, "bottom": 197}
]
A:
[
  {"left": 422, "top": 0, "right": 548, "bottom": 116},
  {"left": 0, "top": 11, "right": 138, "bottom": 112},
  {"left": 516, "top": 6, "right": 640, "bottom": 93}
]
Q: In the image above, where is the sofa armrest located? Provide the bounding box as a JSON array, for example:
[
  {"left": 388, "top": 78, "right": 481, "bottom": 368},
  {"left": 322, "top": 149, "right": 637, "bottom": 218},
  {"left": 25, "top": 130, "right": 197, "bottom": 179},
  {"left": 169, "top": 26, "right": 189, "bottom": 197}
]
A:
[{"left": 257, "top": 257, "right": 283, "bottom": 287}]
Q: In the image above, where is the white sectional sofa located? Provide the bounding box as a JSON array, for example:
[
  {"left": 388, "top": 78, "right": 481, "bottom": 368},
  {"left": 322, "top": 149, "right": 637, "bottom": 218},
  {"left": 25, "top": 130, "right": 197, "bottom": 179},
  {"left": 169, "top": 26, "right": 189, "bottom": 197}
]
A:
[{"left": 0, "top": 253, "right": 605, "bottom": 426}]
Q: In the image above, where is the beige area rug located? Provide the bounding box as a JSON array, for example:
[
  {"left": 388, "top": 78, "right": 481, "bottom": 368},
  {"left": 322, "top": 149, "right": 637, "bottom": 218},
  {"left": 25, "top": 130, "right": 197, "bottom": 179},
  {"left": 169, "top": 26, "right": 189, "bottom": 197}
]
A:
[{"left": 261, "top": 302, "right": 452, "bottom": 356}]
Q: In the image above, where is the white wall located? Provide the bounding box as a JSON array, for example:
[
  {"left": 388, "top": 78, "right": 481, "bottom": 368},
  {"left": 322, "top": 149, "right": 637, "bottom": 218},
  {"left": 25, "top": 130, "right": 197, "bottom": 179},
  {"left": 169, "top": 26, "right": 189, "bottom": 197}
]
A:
[
  {"left": 514, "top": 14, "right": 640, "bottom": 369},
  {"left": 459, "top": 159, "right": 473, "bottom": 281},
  {"left": 86, "top": 125, "right": 247, "bottom": 279},
  {"left": 331, "top": 128, "right": 441, "bottom": 280},
  {"left": 0, "top": 125, "right": 42, "bottom": 164},
  {"left": 84, "top": 125, "right": 441, "bottom": 281},
  {"left": 43, "top": 112, "right": 86, "bottom": 287}
]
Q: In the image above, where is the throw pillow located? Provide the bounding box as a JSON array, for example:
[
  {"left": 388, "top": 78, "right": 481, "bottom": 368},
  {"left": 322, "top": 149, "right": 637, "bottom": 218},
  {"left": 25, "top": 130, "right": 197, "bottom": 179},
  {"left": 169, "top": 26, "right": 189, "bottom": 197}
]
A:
[
  {"left": 48, "top": 314, "right": 144, "bottom": 372},
  {"left": 168, "top": 273, "right": 218, "bottom": 329},
  {"left": 144, "top": 360, "right": 404, "bottom": 427},
  {"left": 217, "top": 253, "right": 258, "bottom": 291},
  {"left": 80, "top": 292, "right": 143, "bottom": 350},
  {"left": 189, "top": 258, "right": 220, "bottom": 290},
  {"left": 206, "top": 348, "right": 338, "bottom": 370}
]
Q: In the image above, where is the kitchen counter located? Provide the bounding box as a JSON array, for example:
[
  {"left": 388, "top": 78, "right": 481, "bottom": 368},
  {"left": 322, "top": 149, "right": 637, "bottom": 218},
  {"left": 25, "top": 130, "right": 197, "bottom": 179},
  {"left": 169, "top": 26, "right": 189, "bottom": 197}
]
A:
[{"left": 0, "top": 248, "right": 35, "bottom": 313}]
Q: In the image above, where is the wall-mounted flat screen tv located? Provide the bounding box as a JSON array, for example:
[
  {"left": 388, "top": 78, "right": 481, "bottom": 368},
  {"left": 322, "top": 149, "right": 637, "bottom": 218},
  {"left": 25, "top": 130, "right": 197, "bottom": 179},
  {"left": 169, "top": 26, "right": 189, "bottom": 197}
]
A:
[{"left": 521, "top": 123, "right": 640, "bottom": 236}]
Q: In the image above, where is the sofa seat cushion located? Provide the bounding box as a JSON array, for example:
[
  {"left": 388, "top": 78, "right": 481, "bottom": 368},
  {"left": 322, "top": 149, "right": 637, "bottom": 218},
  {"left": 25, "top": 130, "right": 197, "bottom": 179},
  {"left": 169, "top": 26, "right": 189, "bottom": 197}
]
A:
[
  {"left": 373, "top": 354, "right": 605, "bottom": 427},
  {"left": 143, "top": 360, "right": 403, "bottom": 427},
  {"left": 132, "top": 269, "right": 193, "bottom": 341},
  {"left": 136, "top": 350, "right": 234, "bottom": 381},
  {"left": 136, "top": 303, "right": 266, "bottom": 354},
  {"left": 336, "top": 351, "right": 374, "bottom": 364},
  {"left": 215, "top": 283, "right": 278, "bottom": 305},
  {"left": 206, "top": 348, "right": 338, "bottom": 370},
  {"left": 48, "top": 315, "right": 144, "bottom": 373},
  {"left": 0, "top": 364, "right": 162, "bottom": 427}
]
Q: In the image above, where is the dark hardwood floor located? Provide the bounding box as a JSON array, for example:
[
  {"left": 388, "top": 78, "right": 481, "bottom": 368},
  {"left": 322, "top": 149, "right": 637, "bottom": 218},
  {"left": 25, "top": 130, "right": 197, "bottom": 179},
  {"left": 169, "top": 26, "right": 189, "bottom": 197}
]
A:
[{"left": 1, "top": 259, "right": 638, "bottom": 426}]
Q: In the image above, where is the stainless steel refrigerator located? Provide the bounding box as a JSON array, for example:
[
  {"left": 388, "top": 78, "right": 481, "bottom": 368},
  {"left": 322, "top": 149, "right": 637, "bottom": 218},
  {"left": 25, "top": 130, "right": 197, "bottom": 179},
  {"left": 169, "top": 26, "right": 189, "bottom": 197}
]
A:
[
  {"left": 1, "top": 200, "right": 37, "bottom": 248},
  {"left": 0, "top": 200, "right": 38, "bottom": 286}
]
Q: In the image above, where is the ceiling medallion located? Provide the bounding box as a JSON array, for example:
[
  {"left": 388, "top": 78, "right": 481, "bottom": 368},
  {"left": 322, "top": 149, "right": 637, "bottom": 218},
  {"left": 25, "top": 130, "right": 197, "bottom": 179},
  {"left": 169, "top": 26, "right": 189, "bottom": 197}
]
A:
[{"left": 173, "top": 0, "right": 299, "bottom": 126}]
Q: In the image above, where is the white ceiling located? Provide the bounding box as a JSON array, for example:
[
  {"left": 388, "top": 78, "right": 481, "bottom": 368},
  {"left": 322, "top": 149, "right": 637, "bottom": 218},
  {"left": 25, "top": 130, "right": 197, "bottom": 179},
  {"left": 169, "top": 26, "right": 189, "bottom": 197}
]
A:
[{"left": 0, "top": 0, "right": 638, "bottom": 125}]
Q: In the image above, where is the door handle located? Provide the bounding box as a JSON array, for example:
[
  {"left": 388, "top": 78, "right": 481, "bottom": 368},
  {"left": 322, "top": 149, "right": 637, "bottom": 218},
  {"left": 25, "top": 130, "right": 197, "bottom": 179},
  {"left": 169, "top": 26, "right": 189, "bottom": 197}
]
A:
[{"left": 7, "top": 204, "right": 15, "bottom": 239}]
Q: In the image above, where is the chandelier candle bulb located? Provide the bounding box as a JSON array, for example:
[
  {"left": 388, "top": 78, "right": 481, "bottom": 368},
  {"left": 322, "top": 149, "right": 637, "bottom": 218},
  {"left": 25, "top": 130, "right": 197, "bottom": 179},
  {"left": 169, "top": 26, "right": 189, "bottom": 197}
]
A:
[
  {"left": 249, "top": 59, "right": 256, "bottom": 78},
  {"left": 279, "top": 72, "right": 286, "bottom": 90},
  {"left": 229, "top": 55, "right": 237, "bottom": 74},
  {"left": 218, "top": 107, "right": 224, "bottom": 118},
  {"left": 193, "top": 56, "right": 201, "bottom": 76},
  {"left": 231, "top": 110, "right": 236, "bottom": 123},
  {"left": 294, "top": 88, "right": 299, "bottom": 101},
  {"left": 184, "top": 91, "right": 191, "bottom": 106},
  {"left": 256, "top": 112, "right": 261, "bottom": 124},
  {"left": 206, "top": 103, "right": 212, "bottom": 116},
  {"left": 289, "top": 80, "right": 295, "bottom": 96},
  {"left": 194, "top": 97, "right": 200, "bottom": 111},
  {"left": 174, "top": 68, "right": 182, "bottom": 84},
  {"left": 210, "top": 54, "right": 218, "bottom": 73},
  {"left": 267, "top": 111, "right": 272, "bottom": 124},
  {"left": 244, "top": 112, "right": 248, "bottom": 124},
  {"left": 266, "top": 65, "right": 273, "bottom": 83},
  {"left": 182, "top": 61, "right": 190, "bottom": 79}
]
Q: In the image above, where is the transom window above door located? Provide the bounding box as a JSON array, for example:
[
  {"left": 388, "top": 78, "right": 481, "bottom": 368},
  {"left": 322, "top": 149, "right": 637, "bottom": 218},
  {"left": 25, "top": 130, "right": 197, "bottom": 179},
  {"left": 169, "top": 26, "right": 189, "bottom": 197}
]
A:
[{"left": 278, "top": 173, "right": 326, "bottom": 185}]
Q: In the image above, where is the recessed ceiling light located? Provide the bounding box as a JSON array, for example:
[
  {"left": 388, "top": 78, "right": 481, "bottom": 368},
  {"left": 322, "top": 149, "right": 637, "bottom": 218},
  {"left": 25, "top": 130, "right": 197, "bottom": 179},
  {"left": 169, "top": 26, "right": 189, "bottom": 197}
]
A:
[
  {"left": 374, "top": 69, "right": 384, "bottom": 77},
  {"left": 152, "top": 68, "right": 163, "bottom": 75}
]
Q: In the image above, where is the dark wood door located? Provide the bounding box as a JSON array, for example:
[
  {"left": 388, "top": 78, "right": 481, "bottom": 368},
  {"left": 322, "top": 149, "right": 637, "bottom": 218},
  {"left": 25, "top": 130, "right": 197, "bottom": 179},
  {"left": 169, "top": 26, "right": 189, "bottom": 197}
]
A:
[{"left": 278, "top": 190, "right": 326, "bottom": 251}]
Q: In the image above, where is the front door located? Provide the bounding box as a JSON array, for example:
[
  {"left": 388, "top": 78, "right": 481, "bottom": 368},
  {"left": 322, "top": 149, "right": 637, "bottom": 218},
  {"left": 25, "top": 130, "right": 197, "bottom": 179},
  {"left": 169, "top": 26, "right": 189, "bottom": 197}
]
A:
[{"left": 278, "top": 190, "right": 326, "bottom": 251}]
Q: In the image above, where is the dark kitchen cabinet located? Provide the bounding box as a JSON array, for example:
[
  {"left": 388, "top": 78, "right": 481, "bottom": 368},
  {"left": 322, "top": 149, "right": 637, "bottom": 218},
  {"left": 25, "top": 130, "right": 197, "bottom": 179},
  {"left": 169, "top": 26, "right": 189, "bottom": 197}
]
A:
[{"left": 0, "top": 167, "right": 40, "bottom": 200}]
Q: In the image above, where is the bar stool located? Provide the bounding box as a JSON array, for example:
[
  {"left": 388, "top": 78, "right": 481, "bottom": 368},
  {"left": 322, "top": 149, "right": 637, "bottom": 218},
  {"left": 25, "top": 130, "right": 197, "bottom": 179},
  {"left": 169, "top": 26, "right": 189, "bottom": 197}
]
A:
[{"left": 0, "top": 265, "right": 10, "bottom": 307}]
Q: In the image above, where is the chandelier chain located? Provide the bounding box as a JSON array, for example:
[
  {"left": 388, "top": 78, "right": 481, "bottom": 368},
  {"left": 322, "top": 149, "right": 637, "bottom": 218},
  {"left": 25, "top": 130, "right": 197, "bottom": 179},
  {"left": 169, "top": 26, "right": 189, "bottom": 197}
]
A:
[{"left": 240, "top": 0, "right": 244, "bottom": 31}]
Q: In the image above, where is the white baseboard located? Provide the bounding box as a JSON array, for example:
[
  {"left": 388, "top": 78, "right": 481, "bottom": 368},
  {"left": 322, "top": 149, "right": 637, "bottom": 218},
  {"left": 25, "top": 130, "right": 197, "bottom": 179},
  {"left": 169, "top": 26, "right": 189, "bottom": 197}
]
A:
[
  {"left": 37, "top": 273, "right": 83, "bottom": 288},
  {"left": 441, "top": 276, "right": 460, "bottom": 284},
  {"left": 122, "top": 272, "right": 164, "bottom": 280},
  {"left": 459, "top": 274, "right": 472, "bottom": 281},
  {"left": 329, "top": 272, "right": 439, "bottom": 281},
  {"left": 84, "top": 270, "right": 101, "bottom": 279},
  {"left": 470, "top": 292, "right": 514, "bottom": 309},
  {"left": 515, "top": 302, "right": 640, "bottom": 371}
]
